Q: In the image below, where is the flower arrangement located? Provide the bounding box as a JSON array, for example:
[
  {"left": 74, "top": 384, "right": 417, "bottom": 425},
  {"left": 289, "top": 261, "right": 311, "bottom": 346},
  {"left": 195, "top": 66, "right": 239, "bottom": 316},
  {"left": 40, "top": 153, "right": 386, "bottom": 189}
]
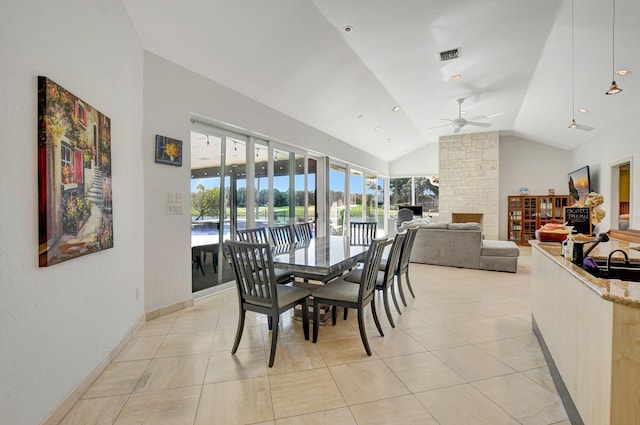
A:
[
  {"left": 165, "top": 142, "right": 180, "bottom": 159},
  {"left": 61, "top": 194, "right": 91, "bottom": 233},
  {"left": 61, "top": 164, "right": 75, "bottom": 183},
  {"left": 95, "top": 217, "right": 114, "bottom": 249}
]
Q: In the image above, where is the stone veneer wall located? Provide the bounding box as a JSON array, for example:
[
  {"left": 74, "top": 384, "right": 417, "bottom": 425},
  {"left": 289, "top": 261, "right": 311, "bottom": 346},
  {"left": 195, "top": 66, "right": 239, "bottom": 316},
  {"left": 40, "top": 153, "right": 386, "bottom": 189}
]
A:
[{"left": 439, "top": 131, "right": 499, "bottom": 240}]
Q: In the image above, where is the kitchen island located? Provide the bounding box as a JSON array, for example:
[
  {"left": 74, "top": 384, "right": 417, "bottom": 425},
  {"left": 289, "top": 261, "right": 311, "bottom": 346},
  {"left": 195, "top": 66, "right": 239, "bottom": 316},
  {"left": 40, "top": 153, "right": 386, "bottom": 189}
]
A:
[{"left": 531, "top": 240, "right": 640, "bottom": 425}]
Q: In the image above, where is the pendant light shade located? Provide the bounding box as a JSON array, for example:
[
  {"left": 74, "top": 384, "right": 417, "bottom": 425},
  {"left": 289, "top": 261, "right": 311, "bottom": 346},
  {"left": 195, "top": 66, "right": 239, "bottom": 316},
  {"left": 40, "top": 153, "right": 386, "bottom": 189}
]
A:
[
  {"left": 605, "top": 0, "right": 622, "bottom": 95},
  {"left": 606, "top": 80, "right": 622, "bottom": 95}
]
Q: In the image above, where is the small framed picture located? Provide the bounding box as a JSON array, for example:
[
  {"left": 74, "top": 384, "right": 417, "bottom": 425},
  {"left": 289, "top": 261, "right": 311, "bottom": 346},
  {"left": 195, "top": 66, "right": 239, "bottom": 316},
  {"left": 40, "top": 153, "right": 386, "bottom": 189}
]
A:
[
  {"left": 155, "top": 135, "right": 182, "bottom": 166},
  {"left": 548, "top": 188, "right": 555, "bottom": 195}
]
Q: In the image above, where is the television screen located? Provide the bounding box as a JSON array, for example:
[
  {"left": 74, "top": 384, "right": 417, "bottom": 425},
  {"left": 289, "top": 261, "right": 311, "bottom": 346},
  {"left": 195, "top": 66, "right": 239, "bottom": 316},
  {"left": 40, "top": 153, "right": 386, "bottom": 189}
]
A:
[
  {"left": 568, "top": 166, "right": 590, "bottom": 205},
  {"left": 403, "top": 205, "right": 423, "bottom": 217}
]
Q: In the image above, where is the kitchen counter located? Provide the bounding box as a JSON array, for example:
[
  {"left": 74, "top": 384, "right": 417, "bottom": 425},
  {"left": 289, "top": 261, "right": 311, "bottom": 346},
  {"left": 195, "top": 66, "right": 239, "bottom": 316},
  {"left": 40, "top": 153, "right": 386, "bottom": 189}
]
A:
[
  {"left": 532, "top": 239, "right": 640, "bottom": 308},
  {"left": 531, "top": 239, "right": 640, "bottom": 425}
]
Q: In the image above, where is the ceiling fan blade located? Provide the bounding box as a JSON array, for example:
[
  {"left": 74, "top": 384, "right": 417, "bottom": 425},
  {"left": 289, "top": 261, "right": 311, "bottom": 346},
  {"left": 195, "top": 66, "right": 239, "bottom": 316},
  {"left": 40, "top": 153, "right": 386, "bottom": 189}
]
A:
[
  {"left": 575, "top": 124, "right": 594, "bottom": 131},
  {"left": 429, "top": 123, "right": 452, "bottom": 129},
  {"left": 466, "top": 114, "right": 487, "bottom": 121},
  {"left": 466, "top": 121, "right": 492, "bottom": 127}
]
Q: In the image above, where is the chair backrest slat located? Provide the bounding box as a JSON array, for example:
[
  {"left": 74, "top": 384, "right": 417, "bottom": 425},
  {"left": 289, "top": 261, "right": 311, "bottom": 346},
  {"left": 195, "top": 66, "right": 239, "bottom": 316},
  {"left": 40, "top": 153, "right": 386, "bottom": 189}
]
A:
[
  {"left": 383, "top": 231, "right": 406, "bottom": 287},
  {"left": 350, "top": 222, "right": 377, "bottom": 245},
  {"left": 269, "top": 225, "right": 294, "bottom": 246},
  {"left": 397, "top": 227, "right": 418, "bottom": 274},
  {"left": 293, "top": 222, "right": 313, "bottom": 242},
  {"left": 358, "top": 237, "right": 390, "bottom": 301}
]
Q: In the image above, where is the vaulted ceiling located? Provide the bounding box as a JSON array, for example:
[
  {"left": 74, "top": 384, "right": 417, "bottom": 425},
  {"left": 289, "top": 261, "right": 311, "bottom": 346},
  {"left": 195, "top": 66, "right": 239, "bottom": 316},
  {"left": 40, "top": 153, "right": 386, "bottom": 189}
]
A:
[{"left": 123, "top": 0, "right": 639, "bottom": 162}]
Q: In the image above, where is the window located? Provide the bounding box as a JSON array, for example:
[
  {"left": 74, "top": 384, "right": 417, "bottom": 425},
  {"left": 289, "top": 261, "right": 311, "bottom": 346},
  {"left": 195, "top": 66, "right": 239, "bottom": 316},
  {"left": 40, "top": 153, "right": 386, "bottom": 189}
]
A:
[
  {"left": 389, "top": 176, "right": 439, "bottom": 219},
  {"left": 74, "top": 100, "right": 87, "bottom": 127}
]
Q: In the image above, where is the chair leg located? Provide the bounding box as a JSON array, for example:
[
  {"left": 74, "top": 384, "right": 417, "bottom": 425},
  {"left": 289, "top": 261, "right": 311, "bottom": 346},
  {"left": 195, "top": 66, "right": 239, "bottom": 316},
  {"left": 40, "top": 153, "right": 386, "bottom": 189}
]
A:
[
  {"left": 313, "top": 298, "right": 320, "bottom": 343},
  {"left": 332, "top": 305, "right": 337, "bottom": 326},
  {"left": 405, "top": 271, "right": 415, "bottom": 298},
  {"left": 231, "top": 309, "right": 246, "bottom": 354},
  {"left": 382, "top": 288, "right": 395, "bottom": 328},
  {"left": 268, "top": 315, "right": 279, "bottom": 367},
  {"left": 302, "top": 298, "right": 309, "bottom": 341},
  {"left": 371, "top": 298, "right": 384, "bottom": 337},
  {"left": 194, "top": 255, "right": 205, "bottom": 275},
  {"left": 268, "top": 316, "right": 273, "bottom": 330},
  {"left": 357, "top": 307, "right": 372, "bottom": 356},
  {"left": 397, "top": 272, "right": 408, "bottom": 307},
  {"left": 343, "top": 308, "right": 348, "bottom": 320},
  {"left": 390, "top": 282, "right": 402, "bottom": 315}
]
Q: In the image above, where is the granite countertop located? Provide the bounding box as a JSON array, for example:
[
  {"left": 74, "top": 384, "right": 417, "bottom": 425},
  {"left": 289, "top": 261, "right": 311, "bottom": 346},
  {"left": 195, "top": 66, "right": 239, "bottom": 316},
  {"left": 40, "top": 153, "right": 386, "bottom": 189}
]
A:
[{"left": 531, "top": 239, "right": 640, "bottom": 308}]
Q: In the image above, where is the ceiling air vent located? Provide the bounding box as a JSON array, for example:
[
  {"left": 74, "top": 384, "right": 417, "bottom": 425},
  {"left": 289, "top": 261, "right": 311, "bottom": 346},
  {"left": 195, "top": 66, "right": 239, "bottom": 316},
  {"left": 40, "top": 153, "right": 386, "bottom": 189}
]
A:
[{"left": 439, "top": 48, "right": 460, "bottom": 61}]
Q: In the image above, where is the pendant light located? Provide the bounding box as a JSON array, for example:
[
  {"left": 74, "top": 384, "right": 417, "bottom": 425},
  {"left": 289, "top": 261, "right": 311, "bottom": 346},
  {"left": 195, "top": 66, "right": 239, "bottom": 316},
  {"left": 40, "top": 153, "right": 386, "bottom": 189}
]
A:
[
  {"left": 605, "top": 0, "right": 622, "bottom": 95},
  {"left": 569, "top": 0, "right": 595, "bottom": 132},
  {"left": 569, "top": 0, "right": 577, "bottom": 128}
]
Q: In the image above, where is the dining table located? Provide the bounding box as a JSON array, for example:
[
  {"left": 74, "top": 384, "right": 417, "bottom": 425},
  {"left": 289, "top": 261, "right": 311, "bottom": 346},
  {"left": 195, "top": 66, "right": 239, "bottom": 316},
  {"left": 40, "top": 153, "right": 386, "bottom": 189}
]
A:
[
  {"left": 271, "top": 235, "right": 370, "bottom": 283},
  {"left": 271, "top": 235, "right": 371, "bottom": 323}
]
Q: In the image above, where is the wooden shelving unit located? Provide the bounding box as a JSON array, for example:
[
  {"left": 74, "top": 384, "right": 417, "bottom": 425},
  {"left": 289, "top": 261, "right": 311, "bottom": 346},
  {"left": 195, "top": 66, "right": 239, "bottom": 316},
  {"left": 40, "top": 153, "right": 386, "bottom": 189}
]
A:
[{"left": 508, "top": 195, "right": 572, "bottom": 245}]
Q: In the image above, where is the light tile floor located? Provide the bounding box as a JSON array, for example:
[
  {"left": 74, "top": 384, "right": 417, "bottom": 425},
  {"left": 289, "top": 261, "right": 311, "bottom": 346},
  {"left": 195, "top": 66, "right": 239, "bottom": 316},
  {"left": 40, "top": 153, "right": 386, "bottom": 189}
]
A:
[{"left": 59, "top": 246, "right": 571, "bottom": 425}]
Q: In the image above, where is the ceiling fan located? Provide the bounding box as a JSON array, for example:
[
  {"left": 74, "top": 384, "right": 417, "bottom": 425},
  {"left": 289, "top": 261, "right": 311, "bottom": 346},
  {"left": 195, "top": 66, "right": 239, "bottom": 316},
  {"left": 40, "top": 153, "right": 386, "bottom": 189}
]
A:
[{"left": 430, "top": 97, "right": 492, "bottom": 134}]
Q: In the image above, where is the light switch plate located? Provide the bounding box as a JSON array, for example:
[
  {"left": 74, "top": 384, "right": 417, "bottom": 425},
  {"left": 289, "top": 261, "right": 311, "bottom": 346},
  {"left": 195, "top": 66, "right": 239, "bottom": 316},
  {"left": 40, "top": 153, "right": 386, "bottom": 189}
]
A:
[{"left": 166, "top": 203, "right": 183, "bottom": 215}]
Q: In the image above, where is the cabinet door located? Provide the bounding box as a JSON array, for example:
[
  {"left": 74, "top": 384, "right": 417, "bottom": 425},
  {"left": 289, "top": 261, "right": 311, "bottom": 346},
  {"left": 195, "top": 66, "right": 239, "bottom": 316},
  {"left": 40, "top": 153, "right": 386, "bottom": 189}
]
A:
[
  {"left": 523, "top": 197, "right": 537, "bottom": 243},
  {"left": 508, "top": 197, "right": 523, "bottom": 243}
]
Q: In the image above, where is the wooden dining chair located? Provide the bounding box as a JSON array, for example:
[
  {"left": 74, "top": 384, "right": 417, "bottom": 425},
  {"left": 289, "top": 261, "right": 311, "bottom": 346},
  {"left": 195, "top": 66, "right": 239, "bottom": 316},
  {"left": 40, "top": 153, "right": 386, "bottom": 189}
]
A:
[
  {"left": 395, "top": 227, "right": 418, "bottom": 306},
  {"left": 236, "top": 227, "right": 269, "bottom": 244},
  {"left": 225, "top": 240, "right": 311, "bottom": 367},
  {"left": 350, "top": 222, "right": 377, "bottom": 245},
  {"left": 311, "top": 237, "right": 390, "bottom": 355},
  {"left": 344, "top": 231, "right": 406, "bottom": 327},
  {"left": 236, "top": 227, "right": 293, "bottom": 285},
  {"left": 293, "top": 222, "right": 313, "bottom": 242},
  {"left": 269, "top": 224, "right": 294, "bottom": 246}
]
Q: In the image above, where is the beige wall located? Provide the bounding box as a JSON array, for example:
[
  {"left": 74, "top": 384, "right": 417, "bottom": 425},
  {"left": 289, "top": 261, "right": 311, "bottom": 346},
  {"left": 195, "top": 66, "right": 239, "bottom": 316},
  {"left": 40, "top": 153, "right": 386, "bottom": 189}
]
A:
[{"left": 439, "top": 131, "right": 500, "bottom": 239}]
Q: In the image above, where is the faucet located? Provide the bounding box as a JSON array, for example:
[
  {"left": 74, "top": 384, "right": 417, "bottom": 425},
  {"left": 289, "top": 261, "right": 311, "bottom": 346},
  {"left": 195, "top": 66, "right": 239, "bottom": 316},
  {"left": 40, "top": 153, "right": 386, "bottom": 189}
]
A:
[
  {"left": 607, "top": 249, "right": 630, "bottom": 273},
  {"left": 582, "top": 233, "right": 610, "bottom": 257}
]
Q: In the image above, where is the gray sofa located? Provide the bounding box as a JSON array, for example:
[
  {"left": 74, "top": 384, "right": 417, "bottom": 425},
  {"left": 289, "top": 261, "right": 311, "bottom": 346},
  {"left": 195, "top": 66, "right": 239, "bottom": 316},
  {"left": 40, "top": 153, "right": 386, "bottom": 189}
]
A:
[{"left": 399, "top": 221, "right": 519, "bottom": 273}]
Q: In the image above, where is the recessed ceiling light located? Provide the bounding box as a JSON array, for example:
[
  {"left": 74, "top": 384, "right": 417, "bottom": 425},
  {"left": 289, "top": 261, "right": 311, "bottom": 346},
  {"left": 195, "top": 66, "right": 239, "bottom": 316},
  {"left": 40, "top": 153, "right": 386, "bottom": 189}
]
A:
[
  {"left": 374, "top": 126, "right": 381, "bottom": 131},
  {"left": 578, "top": 108, "right": 588, "bottom": 113},
  {"left": 450, "top": 74, "right": 462, "bottom": 80},
  {"left": 343, "top": 25, "right": 353, "bottom": 33},
  {"left": 616, "top": 69, "right": 631, "bottom": 76},
  {"left": 392, "top": 106, "right": 400, "bottom": 112}
]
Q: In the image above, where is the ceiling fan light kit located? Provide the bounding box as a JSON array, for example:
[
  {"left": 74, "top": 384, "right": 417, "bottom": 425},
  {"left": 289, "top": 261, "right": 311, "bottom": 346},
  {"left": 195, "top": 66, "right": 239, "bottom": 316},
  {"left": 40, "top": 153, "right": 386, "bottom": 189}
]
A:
[{"left": 430, "top": 97, "right": 492, "bottom": 134}]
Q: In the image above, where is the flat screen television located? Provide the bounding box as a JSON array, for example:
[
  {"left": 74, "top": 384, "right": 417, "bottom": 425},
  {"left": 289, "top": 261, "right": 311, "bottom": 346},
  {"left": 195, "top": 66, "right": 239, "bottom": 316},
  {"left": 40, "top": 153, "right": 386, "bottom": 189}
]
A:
[
  {"left": 403, "top": 205, "right": 423, "bottom": 217},
  {"left": 568, "top": 165, "right": 590, "bottom": 205}
]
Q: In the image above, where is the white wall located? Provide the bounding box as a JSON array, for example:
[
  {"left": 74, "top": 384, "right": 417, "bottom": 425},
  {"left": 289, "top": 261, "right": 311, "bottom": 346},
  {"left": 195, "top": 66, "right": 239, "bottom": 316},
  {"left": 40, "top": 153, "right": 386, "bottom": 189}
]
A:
[
  {"left": 142, "top": 52, "right": 390, "bottom": 313},
  {"left": 388, "top": 142, "right": 439, "bottom": 176},
  {"left": 499, "top": 135, "right": 571, "bottom": 239},
  {"left": 0, "top": 1, "right": 144, "bottom": 424},
  {"left": 569, "top": 111, "right": 640, "bottom": 233}
]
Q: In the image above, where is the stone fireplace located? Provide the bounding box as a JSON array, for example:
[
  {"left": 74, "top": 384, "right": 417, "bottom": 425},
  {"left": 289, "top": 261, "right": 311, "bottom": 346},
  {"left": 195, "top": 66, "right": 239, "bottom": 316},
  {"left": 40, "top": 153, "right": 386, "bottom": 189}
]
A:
[
  {"left": 439, "top": 131, "right": 499, "bottom": 239},
  {"left": 452, "top": 213, "right": 484, "bottom": 229}
]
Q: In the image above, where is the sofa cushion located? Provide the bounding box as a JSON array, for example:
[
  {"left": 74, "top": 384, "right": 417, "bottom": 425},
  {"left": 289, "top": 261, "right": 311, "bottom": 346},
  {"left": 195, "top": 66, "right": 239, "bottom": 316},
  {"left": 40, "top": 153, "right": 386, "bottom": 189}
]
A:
[
  {"left": 481, "top": 240, "right": 520, "bottom": 257},
  {"left": 448, "top": 222, "right": 481, "bottom": 231},
  {"left": 423, "top": 222, "right": 449, "bottom": 229}
]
